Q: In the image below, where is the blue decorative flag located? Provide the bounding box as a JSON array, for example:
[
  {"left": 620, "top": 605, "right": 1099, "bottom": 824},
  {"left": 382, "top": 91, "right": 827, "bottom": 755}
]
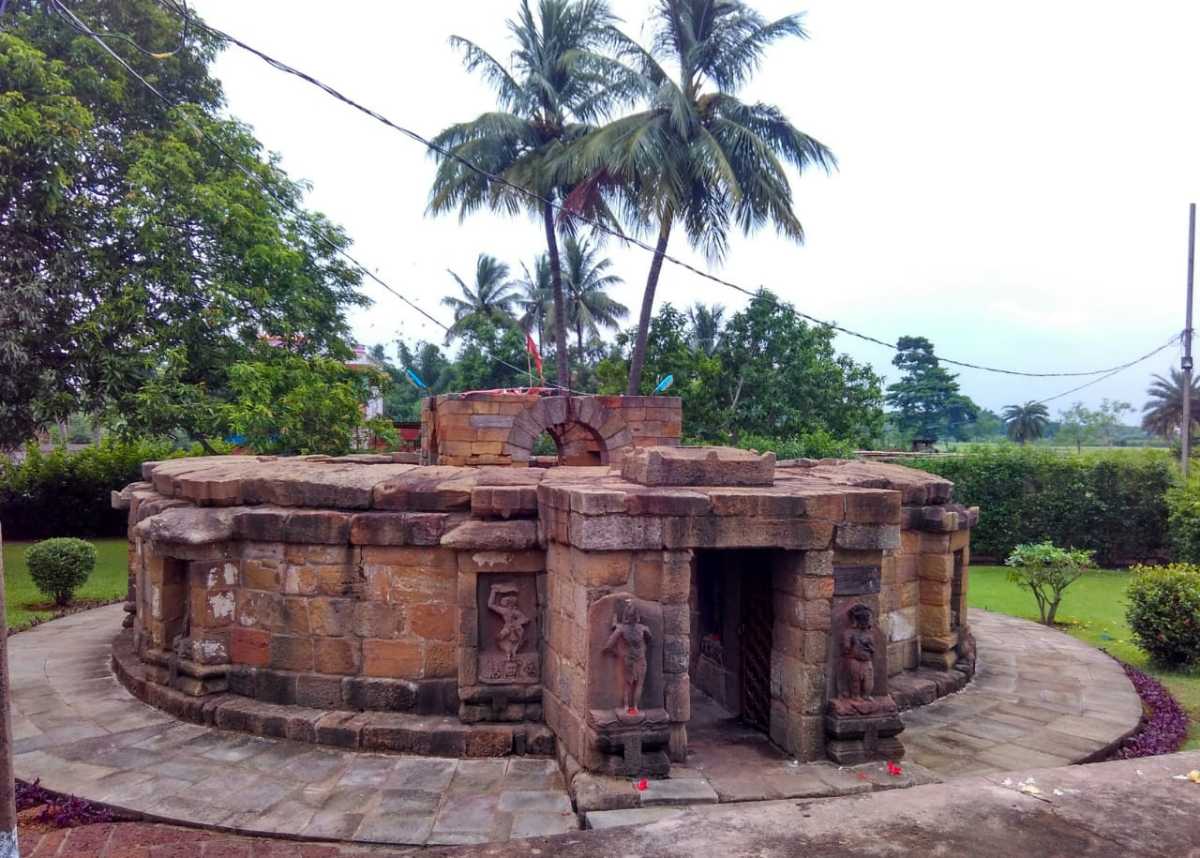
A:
[
  {"left": 405, "top": 368, "right": 428, "bottom": 389},
  {"left": 653, "top": 374, "right": 674, "bottom": 394}
]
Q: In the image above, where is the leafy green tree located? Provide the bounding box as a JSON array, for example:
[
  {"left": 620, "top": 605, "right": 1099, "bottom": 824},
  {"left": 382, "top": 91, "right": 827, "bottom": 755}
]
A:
[
  {"left": 441, "top": 254, "right": 520, "bottom": 343},
  {"left": 0, "top": 3, "right": 365, "bottom": 450},
  {"left": 569, "top": 1, "right": 834, "bottom": 395},
  {"left": 429, "top": 0, "right": 626, "bottom": 389},
  {"left": 1003, "top": 401, "right": 1050, "bottom": 444},
  {"left": 966, "top": 408, "right": 1006, "bottom": 441},
  {"left": 224, "top": 356, "right": 393, "bottom": 456},
  {"left": 1057, "top": 402, "right": 1095, "bottom": 452},
  {"left": 886, "top": 337, "right": 979, "bottom": 443},
  {"left": 444, "top": 317, "right": 530, "bottom": 391}
]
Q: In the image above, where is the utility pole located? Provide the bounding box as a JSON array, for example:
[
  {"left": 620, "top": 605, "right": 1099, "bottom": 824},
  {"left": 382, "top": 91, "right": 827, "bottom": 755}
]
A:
[
  {"left": 0, "top": 526, "right": 15, "bottom": 858},
  {"left": 1184, "top": 203, "right": 1196, "bottom": 477}
]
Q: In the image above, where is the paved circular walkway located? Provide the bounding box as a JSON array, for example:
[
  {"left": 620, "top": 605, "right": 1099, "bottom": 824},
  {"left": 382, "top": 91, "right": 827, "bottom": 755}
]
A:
[
  {"left": 902, "top": 610, "right": 1142, "bottom": 775},
  {"left": 9, "top": 605, "right": 1142, "bottom": 847},
  {"left": 10, "top": 605, "right": 575, "bottom": 847}
]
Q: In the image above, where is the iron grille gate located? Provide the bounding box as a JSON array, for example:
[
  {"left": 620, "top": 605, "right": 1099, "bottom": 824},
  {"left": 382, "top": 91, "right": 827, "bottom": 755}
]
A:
[{"left": 739, "top": 569, "right": 774, "bottom": 733}]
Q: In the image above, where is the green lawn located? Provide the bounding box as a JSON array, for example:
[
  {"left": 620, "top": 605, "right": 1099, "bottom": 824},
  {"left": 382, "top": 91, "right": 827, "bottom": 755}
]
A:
[
  {"left": 1, "top": 538, "right": 129, "bottom": 632},
  {"left": 969, "top": 564, "right": 1200, "bottom": 750}
]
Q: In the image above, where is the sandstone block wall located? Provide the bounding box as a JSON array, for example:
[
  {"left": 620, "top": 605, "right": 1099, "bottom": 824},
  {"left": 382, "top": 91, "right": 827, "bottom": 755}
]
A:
[{"left": 423, "top": 392, "right": 682, "bottom": 467}]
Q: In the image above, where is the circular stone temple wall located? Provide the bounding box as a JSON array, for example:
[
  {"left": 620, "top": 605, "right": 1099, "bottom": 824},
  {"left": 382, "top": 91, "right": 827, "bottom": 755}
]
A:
[{"left": 114, "top": 432, "right": 979, "bottom": 774}]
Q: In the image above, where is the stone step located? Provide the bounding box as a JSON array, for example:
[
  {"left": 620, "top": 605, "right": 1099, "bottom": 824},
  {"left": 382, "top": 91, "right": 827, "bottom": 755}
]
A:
[{"left": 585, "top": 806, "right": 688, "bottom": 830}]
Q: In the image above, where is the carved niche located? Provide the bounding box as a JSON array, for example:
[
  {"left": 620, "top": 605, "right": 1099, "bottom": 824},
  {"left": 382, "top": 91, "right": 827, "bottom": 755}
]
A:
[
  {"left": 587, "top": 593, "right": 664, "bottom": 716},
  {"left": 477, "top": 575, "right": 539, "bottom": 685}
]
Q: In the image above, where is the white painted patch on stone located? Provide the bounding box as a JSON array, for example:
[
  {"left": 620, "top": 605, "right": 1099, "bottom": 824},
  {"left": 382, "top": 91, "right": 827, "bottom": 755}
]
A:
[
  {"left": 151, "top": 585, "right": 162, "bottom": 619},
  {"left": 888, "top": 607, "right": 916, "bottom": 642},
  {"left": 223, "top": 562, "right": 238, "bottom": 586},
  {"left": 0, "top": 827, "right": 18, "bottom": 858},
  {"left": 209, "top": 592, "right": 235, "bottom": 619},
  {"left": 198, "top": 639, "right": 228, "bottom": 661},
  {"left": 472, "top": 551, "right": 514, "bottom": 568}
]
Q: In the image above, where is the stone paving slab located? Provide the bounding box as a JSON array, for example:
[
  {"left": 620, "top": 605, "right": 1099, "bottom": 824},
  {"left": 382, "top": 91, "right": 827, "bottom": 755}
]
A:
[
  {"left": 9, "top": 606, "right": 576, "bottom": 847},
  {"left": 901, "top": 610, "right": 1142, "bottom": 777}
]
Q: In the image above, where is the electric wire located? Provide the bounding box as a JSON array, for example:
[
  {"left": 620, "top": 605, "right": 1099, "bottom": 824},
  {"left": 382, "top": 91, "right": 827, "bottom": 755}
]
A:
[
  {"left": 152, "top": 0, "right": 1180, "bottom": 381},
  {"left": 1035, "top": 334, "right": 1180, "bottom": 405}
]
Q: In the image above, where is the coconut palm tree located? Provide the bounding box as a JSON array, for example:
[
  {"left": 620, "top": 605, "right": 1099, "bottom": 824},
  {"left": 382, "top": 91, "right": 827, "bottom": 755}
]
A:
[
  {"left": 688, "top": 302, "right": 725, "bottom": 355},
  {"left": 515, "top": 254, "right": 552, "bottom": 349},
  {"left": 557, "top": 236, "right": 628, "bottom": 364},
  {"left": 1141, "top": 368, "right": 1200, "bottom": 440},
  {"left": 441, "top": 254, "right": 520, "bottom": 343},
  {"left": 565, "top": 0, "right": 835, "bottom": 394},
  {"left": 1003, "top": 401, "right": 1050, "bottom": 444},
  {"left": 428, "top": 0, "right": 627, "bottom": 389}
]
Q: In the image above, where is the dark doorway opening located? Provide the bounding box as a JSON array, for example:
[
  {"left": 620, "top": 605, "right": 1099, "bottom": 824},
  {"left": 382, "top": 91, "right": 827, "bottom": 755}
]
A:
[{"left": 692, "top": 550, "right": 775, "bottom": 733}]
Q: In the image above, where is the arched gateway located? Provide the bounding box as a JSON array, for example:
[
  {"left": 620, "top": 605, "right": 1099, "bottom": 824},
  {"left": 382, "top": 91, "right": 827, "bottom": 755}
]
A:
[{"left": 421, "top": 391, "right": 683, "bottom": 467}]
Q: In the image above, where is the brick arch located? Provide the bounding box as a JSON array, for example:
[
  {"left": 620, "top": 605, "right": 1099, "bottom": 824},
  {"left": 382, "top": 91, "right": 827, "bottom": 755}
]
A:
[{"left": 504, "top": 396, "right": 633, "bottom": 466}]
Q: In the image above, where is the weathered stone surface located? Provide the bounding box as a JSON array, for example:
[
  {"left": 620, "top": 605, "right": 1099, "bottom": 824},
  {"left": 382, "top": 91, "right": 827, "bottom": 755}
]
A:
[
  {"left": 136, "top": 506, "right": 236, "bottom": 545},
  {"left": 621, "top": 446, "right": 775, "bottom": 487},
  {"left": 442, "top": 520, "right": 538, "bottom": 551}
]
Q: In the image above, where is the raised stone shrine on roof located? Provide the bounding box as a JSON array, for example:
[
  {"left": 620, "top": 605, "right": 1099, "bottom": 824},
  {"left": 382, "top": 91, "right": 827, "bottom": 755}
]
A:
[{"left": 113, "top": 391, "right": 979, "bottom": 801}]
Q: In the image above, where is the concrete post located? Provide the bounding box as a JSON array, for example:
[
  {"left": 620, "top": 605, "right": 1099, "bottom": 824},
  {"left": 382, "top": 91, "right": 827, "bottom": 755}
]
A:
[{"left": 0, "top": 525, "right": 17, "bottom": 858}]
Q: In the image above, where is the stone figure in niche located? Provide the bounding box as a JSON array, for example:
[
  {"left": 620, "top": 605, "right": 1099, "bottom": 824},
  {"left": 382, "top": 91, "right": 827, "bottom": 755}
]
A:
[
  {"left": 602, "top": 598, "right": 652, "bottom": 714},
  {"left": 488, "top": 584, "right": 530, "bottom": 660},
  {"left": 842, "top": 603, "right": 876, "bottom": 700}
]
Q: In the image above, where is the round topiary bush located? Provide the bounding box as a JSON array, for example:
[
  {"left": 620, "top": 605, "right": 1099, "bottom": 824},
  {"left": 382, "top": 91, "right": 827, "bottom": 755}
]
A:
[
  {"left": 1126, "top": 564, "right": 1200, "bottom": 667},
  {"left": 25, "top": 538, "right": 96, "bottom": 607}
]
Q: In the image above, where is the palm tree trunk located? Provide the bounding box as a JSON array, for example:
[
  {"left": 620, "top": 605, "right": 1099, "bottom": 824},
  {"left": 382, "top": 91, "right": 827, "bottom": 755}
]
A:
[
  {"left": 542, "top": 202, "right": 570, "bottom": 390},
  {"left": 627, "top": 213, "right": 674, "bottom": 396},
  {"left": 576, "top": 319, "right": 585, "bottom": 369}
]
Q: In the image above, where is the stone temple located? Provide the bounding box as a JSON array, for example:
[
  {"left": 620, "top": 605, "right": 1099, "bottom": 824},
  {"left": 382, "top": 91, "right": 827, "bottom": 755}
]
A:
[{"left": 113, "top": 391, "right": 978, "bottom": 800}]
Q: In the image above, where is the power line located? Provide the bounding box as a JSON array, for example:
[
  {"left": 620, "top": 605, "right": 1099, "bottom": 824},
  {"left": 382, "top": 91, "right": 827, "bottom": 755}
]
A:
[
  {"left": 1035, "top": 334, "right": 1179, "bottom": 405},
  {"left": 49, "top": 0, "right": 568, "bottom": 392},
  {"left": 154, "top": 0, "right": 1178, "bottom": 381}
]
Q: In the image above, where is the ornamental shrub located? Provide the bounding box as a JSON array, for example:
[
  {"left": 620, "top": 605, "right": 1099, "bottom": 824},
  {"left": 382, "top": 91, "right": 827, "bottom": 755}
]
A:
[
  {"left": 738, "top": 431, "right": 856, "bottom": 461},
  {"left": 1126, "top": 563, "right": 1200, "bottom": 667},
  {"left": 26, "top": 538, "right": 97, "bottom": 606},
  {"left": 1005, "top": 542, "right": 1093, "bottom": 625},
  {"left": 908, "top": 446, "right": 1171, "bottom": 565}
]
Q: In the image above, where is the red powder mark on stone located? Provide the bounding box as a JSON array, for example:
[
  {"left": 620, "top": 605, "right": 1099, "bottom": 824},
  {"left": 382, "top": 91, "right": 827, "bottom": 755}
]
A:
[
  {"left": 887, "top": 761, "right": 903, "bottom": 777},
  {"left": 627, "top": 707, "right": 638, "bottom": 715},
  {"left": 636, "top": 779, "right": 648, "bottom": 791}
]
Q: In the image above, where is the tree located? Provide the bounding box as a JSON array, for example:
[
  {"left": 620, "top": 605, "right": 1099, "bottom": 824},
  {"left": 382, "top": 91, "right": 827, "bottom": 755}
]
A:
[
  {"left": 428, "top": 0, "right": 626, "bottom": 389},
  {"left": 0, "top": 3, "right": 366, "bottom": 450},
  {"left": 515, "top": 254, "right": 552, "bottom": 349},
  {"left": 568, "top": 1, "right": 834, "bottom": 395},
  {"left": 223, "top": 356, "right": 394, "bottom": 456},
  {"left": 1091, "top": 398, "right": 1133, "bottom": 447},
  {"left": 441, "top": 254, "right": 520, "bottom": 343},
  {"left": 1141, "top": 368, "right": 1200, "bottom": 442},
  {"left": 1005, "top": 542, "right": 1093, "bottom": 625},
  {"left": 1003, "top": 401, "right": 1050, "bottom": 444},
  {"left": 557, "top": 236, "right": 628, "bottom": 370},
  {"left": 1057, "top": 402, "right": 1095, "bottom": 452},
  {"left": 688, "top": 303, "right": 726, "bottom": 356},
  {"left": 886, "top": 337, "right": 979, "bottom": 443}
]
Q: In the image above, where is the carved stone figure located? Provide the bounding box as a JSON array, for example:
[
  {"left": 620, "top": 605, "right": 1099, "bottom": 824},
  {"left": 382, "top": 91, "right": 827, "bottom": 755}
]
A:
[
  {"left": 487, "top": 583, "right": 530, "bottom": 660},
  {"left": 841, "top": 603, "right": 876, "bottom": 700},
  {"left": 602, "top": 598, "right": 653, "bottom": 714}
]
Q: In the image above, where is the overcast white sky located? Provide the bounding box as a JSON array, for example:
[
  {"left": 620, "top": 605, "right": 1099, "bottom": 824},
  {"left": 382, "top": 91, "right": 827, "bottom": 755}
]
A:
[{"left": 188, "top": 0, "right": 1199, "bottom": 413}]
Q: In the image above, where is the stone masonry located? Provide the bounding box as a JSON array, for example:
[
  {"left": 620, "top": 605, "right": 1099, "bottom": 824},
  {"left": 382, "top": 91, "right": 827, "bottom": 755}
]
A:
[{"left": 115, "top": 403, "right": 977, "bottom": 777}]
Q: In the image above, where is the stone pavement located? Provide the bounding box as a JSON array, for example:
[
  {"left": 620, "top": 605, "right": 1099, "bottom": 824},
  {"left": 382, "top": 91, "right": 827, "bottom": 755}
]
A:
[
  {"left": 901, "top": 610, "right": 1142, "bottom": 776},
  {"left": 10, "top": 605, "right": 1142, "bottom": 846},
  {"left": 9, "top": 606, "right": 575, "bottom": 847}
]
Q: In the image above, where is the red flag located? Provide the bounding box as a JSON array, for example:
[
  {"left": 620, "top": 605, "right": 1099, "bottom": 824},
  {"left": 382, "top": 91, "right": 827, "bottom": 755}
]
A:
[{"left": 525, "top": 333, "right": 543, "bottom": 378}]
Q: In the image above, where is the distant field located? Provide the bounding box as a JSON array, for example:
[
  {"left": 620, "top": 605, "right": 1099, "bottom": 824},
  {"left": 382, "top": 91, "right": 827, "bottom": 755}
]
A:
[
  {"left": 2, "top": 538, "right": 128, "bottom": 631},
  {"left": 970, "top": 564, "right": 1199, "bottom": 751}
]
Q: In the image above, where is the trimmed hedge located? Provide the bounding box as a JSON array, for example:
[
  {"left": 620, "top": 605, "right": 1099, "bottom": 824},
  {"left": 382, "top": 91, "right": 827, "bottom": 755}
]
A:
[
  {"left": 0, "top": 439, "right": 187, "bottom": 540},
  {"left": 908, "top": 446, "right": 1172, "bottom": 566}
]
